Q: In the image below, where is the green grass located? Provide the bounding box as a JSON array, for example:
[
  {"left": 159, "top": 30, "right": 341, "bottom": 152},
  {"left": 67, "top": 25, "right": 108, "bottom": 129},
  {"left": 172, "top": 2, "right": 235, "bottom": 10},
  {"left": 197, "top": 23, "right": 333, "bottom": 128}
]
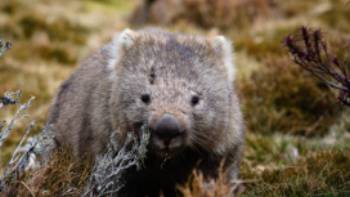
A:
[{"left": 241, "top": 150, "right": 350, "bottom": 196}]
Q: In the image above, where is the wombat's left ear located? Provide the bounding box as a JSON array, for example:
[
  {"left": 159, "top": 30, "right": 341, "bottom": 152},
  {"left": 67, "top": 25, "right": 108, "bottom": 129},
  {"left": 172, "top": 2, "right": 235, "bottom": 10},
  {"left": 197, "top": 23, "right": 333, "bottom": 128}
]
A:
[{"left": 211, "top": 36, "right": 235, "bottom": 83}]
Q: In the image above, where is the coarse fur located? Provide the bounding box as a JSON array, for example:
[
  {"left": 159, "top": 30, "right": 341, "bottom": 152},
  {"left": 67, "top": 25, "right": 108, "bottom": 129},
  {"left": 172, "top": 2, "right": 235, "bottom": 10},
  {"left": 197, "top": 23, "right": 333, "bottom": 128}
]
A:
[{"left": 47, "top": 28, "right": 244, "bottom": 196}]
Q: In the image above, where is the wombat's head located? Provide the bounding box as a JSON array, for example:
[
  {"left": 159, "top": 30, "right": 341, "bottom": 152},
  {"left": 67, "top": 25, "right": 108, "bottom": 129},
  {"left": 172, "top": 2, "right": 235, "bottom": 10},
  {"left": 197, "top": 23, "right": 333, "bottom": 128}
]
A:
[{"left": 109, "top": 29, "right": 236, "bottom": 157}]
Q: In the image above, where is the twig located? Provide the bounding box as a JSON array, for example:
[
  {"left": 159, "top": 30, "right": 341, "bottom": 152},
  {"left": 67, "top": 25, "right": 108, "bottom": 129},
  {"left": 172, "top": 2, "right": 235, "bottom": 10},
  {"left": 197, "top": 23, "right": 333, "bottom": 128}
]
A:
[
  {"left": 9, "top": 121, "right": 36, "bottom": 165},
  {"left": 0, "top": 91, "right": 21, "bottom": 109},
  {"left": 20, "top": 181, "right": 35, "bottom": 197},
  {"left": 285, "top": 26, "right": 350, "bottom": 106},
  {"left": 84, "top": 125, "right": 150, "bottom": 196},
  {"left": 0, "top": 96, "right": 35, "bottom": 146}
]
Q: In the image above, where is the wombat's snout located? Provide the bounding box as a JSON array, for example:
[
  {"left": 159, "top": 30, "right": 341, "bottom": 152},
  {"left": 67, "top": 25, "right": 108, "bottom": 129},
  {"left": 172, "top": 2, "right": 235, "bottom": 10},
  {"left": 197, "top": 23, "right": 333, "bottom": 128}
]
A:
[{"left": 150, "top": 113, "right": 185, "bottom": 150}]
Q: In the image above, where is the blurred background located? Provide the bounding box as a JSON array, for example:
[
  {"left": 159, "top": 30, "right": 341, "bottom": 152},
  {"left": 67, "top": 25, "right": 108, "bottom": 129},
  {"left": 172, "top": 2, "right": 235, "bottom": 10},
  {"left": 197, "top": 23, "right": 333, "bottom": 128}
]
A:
[{"left": 0, "top": 0, "right": 349, "bottom": 195}]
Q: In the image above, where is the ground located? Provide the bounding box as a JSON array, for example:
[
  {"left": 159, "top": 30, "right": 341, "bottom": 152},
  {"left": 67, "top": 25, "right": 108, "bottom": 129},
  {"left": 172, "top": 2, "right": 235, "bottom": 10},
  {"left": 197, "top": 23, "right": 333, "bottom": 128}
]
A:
[{"left": 0, "top": 0, "right": 349, "bottom": 196}]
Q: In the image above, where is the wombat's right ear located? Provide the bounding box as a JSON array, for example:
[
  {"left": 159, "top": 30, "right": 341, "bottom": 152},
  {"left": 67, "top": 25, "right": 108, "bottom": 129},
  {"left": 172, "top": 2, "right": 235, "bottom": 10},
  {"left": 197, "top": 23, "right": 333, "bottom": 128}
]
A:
[
  {"left": 108, "top": 29, "right": 138, "bottom": 71},
  {"left": 211, "top": 35, "right": 235, "bottom": 83}
]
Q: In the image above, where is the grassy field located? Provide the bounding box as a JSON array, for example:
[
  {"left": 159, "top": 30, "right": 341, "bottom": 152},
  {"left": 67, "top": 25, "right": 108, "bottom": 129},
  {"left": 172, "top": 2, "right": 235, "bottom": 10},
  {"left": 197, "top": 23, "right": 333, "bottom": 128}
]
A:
[{"left": 0, "top": 0, "right": 350, "bottom": 196}]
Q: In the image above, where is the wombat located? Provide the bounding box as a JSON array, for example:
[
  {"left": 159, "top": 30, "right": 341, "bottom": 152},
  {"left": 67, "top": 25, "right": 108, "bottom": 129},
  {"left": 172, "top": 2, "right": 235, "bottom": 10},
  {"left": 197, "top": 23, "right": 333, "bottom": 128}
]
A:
[{"left": 47, "top": 28, "right": 244, "bottom": 196}]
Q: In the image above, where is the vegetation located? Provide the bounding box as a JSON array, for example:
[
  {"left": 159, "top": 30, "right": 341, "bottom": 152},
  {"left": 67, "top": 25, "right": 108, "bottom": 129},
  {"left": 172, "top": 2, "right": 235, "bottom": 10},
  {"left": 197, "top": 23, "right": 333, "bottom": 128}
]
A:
[
  {"left": 1, "top": 0, "right": 350, "bottom": 196},
  {"left": 285, "top": 27, "right": 350, "bottom": 106}
]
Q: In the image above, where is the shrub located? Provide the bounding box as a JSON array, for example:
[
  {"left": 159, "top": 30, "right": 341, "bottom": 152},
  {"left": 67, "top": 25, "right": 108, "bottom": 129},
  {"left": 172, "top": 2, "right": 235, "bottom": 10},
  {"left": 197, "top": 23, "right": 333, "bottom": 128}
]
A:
[
  {"left": 285, "top": 27, "right": 350, "bottom": 107},
  {"left": 238, "top": 56, "right": 341, "bottom": 136}
]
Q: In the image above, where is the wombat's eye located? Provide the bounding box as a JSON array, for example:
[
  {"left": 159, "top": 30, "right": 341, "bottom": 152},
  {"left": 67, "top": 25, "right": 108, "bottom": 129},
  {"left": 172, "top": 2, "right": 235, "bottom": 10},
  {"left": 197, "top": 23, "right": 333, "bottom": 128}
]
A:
[
  {"left": 141, "top": 94, "right": 151, "bottom": 104},
  {"left": 191, "top": 95, "right": 200, "bottom": 106}
]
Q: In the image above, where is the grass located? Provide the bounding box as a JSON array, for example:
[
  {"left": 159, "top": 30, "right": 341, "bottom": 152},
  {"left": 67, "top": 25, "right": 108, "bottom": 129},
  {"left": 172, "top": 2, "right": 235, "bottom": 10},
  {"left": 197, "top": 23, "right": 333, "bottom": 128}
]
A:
[
  {"left": 2, "top": 148, "right": 92, "bottom": 197},
  {"left": 0, "top": 0, "right": 349, "bottom": 196},
  {"left": 241, "top": 150, "right": 350, "bottom": 196}
]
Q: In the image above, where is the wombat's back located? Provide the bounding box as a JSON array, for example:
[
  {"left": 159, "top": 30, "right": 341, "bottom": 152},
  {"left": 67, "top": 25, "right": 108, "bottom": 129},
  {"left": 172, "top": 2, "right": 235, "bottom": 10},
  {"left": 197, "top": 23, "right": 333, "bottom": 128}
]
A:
[{"left": 47, "top": 44, "right": 115, "bottom": 156}]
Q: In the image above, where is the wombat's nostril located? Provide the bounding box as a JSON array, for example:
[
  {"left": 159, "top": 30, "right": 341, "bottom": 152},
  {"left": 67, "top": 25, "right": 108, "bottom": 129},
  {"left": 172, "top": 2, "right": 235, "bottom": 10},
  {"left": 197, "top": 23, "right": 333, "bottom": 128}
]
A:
[{"left": 153, "top": 114, "right": 183, "bottom": 140}]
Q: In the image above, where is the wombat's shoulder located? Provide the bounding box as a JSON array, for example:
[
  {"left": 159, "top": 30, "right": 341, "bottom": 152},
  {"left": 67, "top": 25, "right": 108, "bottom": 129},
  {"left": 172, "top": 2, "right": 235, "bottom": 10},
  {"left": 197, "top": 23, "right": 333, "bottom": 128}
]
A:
[{"left": 47, "top": 43, "right": 117, "bottom": 155}]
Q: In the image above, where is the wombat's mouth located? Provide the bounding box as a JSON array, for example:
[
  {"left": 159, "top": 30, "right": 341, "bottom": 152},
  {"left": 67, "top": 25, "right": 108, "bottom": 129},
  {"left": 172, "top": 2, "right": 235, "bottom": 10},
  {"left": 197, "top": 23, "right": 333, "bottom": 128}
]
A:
[
  {"left": 133, "top": 121, "right": 186, "bottom": 158},
  {"left": 149, "top": 144, "right": 184, "bottom": 161},
  {"left": 149, "top": 135, "right": 186, "bottom": 158}
]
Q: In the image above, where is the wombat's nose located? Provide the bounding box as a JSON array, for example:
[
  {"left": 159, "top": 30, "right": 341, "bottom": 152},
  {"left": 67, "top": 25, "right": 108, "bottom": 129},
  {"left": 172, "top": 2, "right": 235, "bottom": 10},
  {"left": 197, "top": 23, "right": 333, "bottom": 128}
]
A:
[{"left": 153, "top": 114, "right": 183, "bottom": 141}]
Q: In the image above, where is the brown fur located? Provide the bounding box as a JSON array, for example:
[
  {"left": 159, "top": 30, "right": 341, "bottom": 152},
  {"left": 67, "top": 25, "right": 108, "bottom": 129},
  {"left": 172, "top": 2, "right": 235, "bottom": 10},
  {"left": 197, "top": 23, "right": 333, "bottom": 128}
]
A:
[{"left": 47, "top": 28, "right": 244, "bottom": 196}]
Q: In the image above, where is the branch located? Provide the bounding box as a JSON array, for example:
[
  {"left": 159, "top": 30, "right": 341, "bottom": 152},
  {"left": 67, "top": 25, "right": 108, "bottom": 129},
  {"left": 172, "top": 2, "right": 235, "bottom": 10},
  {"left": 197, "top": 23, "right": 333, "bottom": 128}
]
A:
[
  {"left": 83, "top": 124, "right": 150, "bottom": 196},
  {"left": 285, "top": 26, "right": 350, "bottom": 106},
  {"left": 0, "top": 94, "right": 35, "bottom": 147}
]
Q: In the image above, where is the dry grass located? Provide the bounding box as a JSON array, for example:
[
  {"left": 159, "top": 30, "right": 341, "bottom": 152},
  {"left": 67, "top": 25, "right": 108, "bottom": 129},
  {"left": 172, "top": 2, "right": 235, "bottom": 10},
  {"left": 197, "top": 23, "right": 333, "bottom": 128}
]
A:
[
  {"left": 179, "top": 165, "right": 236, "bottom": 197},
  {"left": 2, "top": 148, "right": 92, "bottom": 197}
]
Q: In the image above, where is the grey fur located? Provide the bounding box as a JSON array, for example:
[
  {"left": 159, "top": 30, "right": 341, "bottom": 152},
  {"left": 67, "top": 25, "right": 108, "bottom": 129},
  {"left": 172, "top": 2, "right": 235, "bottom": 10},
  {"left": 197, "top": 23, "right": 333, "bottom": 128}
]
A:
[{"left": 47, "top": 28, "right": 244, "bottom": 195}]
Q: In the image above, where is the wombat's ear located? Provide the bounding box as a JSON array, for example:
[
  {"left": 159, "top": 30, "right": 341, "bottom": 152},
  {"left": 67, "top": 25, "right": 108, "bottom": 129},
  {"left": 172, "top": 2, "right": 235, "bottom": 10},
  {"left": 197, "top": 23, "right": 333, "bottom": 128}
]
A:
[
  {"left": 113, "top": 28, "right": 138, "bottom": 49},
  {"left": 108, "top": 29, "right": 138, "bottom": 71},
  {"left": 211, "top": 36, "right": 235, "bottom": 83}
]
